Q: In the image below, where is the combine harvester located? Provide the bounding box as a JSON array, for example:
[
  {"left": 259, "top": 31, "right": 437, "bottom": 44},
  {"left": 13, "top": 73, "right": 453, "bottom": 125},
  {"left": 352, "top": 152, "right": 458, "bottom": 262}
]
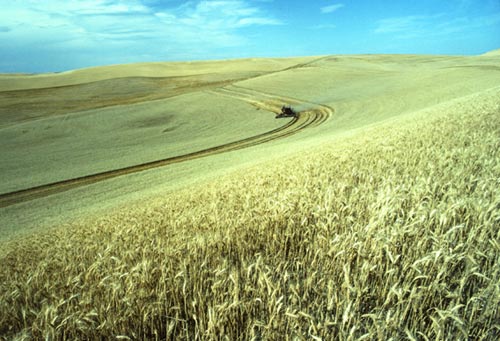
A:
[{"left": 276, "top": 105, "right": 297, "bottom": 118}]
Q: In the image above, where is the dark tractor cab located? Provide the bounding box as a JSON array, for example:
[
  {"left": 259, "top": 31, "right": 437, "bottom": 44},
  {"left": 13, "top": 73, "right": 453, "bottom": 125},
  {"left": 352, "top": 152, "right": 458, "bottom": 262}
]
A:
[{"left": 276, "top": 105, "right": 297, "bottom": 118}]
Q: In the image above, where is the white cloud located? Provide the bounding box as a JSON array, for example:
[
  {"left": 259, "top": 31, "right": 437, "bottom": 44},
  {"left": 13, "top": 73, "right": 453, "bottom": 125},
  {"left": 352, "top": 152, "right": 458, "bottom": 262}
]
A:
[
  {"left": 0, "top": 0, "right": 283, "bottom": 71},
  {"left": 28, "top": 1, "right": 150, "bottom": 18},
  {"left": 320, "top": 3, "right": 344, "bottom": 14}
]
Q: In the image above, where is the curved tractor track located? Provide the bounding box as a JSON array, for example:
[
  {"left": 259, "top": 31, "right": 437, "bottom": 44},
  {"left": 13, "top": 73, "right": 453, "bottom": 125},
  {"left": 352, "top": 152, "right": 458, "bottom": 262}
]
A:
[{"left": 0, "top": 87, "right": 333, "bottom": 208}]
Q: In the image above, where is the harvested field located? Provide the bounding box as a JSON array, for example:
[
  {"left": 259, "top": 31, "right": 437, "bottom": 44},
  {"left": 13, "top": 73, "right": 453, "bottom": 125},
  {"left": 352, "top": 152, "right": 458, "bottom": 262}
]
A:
[{"left": 0, "top": 53, "right": 499, "bottom": 339}]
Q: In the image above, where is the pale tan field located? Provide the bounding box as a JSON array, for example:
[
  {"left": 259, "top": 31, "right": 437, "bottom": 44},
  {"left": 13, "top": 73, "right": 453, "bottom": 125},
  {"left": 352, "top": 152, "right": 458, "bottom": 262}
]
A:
[
  {"left": 0, "top": 52, "right": 499, "bottom": 339},
  {"left": 1, "top": 53, "right": 498, "bottom": 237}
]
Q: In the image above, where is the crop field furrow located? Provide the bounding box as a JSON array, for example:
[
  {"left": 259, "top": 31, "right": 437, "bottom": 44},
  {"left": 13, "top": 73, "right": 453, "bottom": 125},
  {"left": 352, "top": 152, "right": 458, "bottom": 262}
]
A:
[
  {"left": 208, "top": 87, "right": 301, "bottom": 114},
  {"left": 1, "top": 86, "right": 499, "bottom": 340},
  {"left": 1, "top": 53, "right": 499, "bottom": 340},
  {"left": 0, "top": 119, "right": 297, "bottom": 208},
  {"left": 0, "top": 89, "right": 332, "bottom": 208},
  {"left": 210, "top": 86, "right": 334, "bottom": 121}
]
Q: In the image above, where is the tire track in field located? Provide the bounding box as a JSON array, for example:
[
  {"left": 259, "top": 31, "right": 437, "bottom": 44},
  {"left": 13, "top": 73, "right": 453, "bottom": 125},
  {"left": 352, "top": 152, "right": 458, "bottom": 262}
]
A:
[
  {"left": 0, "top": 88, "right": 332, "bottom": 208},
  {"left": 210, "top": 85, "right": 333, "bottom": 127}
]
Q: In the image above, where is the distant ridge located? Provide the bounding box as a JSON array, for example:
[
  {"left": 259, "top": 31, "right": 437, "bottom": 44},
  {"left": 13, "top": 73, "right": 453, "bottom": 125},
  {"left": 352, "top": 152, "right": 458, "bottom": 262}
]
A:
[
  {"left": 0, "top": 56, "right": 318, "bottom": 92},
  {"left": 482, "top": 48, "right": 500, "bottom": 56}
]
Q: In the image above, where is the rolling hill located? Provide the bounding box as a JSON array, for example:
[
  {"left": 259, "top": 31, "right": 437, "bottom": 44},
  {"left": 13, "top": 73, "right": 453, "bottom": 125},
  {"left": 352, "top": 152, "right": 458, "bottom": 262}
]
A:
[{"left": 0, "top": 52, "right": 499, "bottom": 339}]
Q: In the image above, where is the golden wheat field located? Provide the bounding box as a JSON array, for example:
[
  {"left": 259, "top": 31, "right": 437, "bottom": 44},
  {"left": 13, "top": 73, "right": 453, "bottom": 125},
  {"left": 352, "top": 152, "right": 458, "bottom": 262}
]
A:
[{"left": 0, "top": 53, "right": 499, "bottom": 339}]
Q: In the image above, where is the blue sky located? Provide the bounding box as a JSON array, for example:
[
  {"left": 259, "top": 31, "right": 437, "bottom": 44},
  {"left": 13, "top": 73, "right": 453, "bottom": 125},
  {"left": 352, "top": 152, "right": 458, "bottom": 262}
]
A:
[{"left": 1, "top": 0, "right": 499, "bottom": 73}]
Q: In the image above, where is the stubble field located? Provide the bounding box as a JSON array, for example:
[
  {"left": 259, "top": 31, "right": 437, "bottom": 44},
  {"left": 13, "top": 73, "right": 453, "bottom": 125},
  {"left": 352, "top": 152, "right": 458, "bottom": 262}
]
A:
[{"left": 0, "top": 52, "right": 499, "bottom": 339}]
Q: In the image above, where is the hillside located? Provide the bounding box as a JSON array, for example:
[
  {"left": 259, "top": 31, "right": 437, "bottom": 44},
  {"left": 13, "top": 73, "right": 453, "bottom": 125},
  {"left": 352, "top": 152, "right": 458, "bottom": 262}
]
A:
[
  {"left": 0, "top": 53, "right": 499, "bottom": 339},
  {"left": 1, "top": 53, "right": 499, "bottom": 238},
  {"left": 482, "top": 48, "right": 500, "bottom": 56}
]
